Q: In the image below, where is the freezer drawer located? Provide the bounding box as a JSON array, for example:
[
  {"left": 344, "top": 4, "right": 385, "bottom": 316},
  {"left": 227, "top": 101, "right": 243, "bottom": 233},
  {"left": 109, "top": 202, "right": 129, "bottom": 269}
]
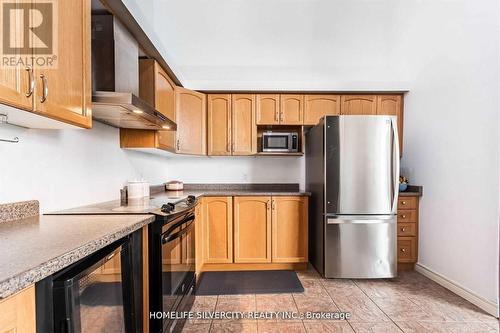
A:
[{"left": 324, "top": 216, "right": 397, "bottom": 278}]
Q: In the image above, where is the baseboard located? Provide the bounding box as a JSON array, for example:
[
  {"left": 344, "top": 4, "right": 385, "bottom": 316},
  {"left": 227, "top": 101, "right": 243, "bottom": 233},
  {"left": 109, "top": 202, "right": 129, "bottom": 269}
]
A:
[{"left": 415, "top": 263, "right": 498, "bottom": 317}]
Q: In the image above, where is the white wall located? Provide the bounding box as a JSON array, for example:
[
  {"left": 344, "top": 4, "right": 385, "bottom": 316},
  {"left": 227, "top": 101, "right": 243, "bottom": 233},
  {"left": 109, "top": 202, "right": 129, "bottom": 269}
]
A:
[
  {"left": 0, "top": 122, "right": 136, "bottom": 213},
  {"left": 0, "top": 121, "right": 303, "bottom": 213},
  {"left": 123, "top": 0, "right": 500, "bottom": 309}
]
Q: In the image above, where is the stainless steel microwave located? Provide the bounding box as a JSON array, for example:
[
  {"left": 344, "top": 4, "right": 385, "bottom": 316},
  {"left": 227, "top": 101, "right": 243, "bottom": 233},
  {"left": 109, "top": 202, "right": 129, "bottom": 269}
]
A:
[{"left": 262, "top": 132, "right": 299, "bottom": 152}]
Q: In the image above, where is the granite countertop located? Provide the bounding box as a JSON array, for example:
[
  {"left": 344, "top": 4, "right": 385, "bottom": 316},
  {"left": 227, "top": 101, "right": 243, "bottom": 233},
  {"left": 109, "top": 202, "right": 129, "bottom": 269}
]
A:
[
  {"left": 398, "top": 185, "right": 423, "bottom": 197},
  {"left": 49, "top": 184, "right": 310, "bottom": 215},
  {"left": 0, "top": 213, "right": 154, "bottom": 299}
]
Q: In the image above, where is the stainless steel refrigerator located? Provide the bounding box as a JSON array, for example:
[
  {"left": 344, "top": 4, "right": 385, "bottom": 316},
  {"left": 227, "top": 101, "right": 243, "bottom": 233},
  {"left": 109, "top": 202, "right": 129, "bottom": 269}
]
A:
[{"left": 306, "top": 115, "right": 399, "bottom": 278}]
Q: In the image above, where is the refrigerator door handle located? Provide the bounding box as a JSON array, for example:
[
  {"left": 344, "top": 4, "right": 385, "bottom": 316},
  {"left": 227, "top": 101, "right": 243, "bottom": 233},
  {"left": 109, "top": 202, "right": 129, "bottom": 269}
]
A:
[
  {"left": 327, "top": 215, "right": 395, "bottom": 224},
  {"left": 391, "top": 117, "right": 400, "bottom": 214}
]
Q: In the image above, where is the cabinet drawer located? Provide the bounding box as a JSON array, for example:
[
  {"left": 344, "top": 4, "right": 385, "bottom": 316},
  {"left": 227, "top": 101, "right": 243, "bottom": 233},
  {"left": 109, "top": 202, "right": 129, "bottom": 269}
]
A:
[
  {"left": 397, "top": 237, "right": 417, "bottom": 262},
  {"left": 398, "top": 197, "right": 418, "bottom": 209},
  {"left": 397, "top": 210, "right": 417, "bottom": 223},
  {"left": 397, "top": 223, "right": 417, "bottom": 237}
]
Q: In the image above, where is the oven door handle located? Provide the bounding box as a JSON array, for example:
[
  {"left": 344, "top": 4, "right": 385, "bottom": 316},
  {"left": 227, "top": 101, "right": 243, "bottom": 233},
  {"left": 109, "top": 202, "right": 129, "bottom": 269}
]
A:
[
  {"left": 162, "top": 214, "right": 195, "bottom": 237},
  {"left": 162, "top": 220, "right": 194, "bottom": 244}
]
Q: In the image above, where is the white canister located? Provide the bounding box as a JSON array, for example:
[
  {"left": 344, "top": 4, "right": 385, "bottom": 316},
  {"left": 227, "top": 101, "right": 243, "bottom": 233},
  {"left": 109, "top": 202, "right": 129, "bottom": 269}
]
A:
[
  {"left": 128, "top": 180, "right": 145, "bottom": 199},
  {"left": 142, "top": 181, "right": 150, "bottom": 198}
]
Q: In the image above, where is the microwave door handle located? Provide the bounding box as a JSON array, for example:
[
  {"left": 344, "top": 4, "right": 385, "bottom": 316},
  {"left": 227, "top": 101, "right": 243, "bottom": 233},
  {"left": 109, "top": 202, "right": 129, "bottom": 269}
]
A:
[{"left": 162, "top": 220, "right": 193, "bottom": 244}]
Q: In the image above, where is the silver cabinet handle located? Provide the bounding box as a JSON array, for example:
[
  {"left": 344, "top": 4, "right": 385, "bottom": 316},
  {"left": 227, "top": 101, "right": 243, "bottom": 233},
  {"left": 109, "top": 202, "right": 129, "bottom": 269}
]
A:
[
  {"left": 267, "top": 200, "right": 270, "bottom": 210},
  {"left": 275, "top": 110, "right": 279, "bottom": 122},
  {"left": 39, "top": 74, "right": 48, "bottom": 103},
  {"left": 25, "top": 66, "right": 34, "bottom": 97},
  {"left": 279, "top": 111, "right": 284, "bottom": 122},
  {"left": 176, "top": 139, "right": 180, "bottom": 151}
]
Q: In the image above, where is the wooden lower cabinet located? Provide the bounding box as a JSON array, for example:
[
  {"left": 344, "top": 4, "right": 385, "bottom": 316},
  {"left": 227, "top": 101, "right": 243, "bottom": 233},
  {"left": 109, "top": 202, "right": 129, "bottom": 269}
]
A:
[
  {"left": 202, "top": 197, "right": 233, "bottom": 263},
  {"left": 233, "top": 196, "right": 272, "bottom": 263},
  {"left": 397, "top": 195, "right": 420, "bottom": 270},
  {"left": 272, "top": 196, "right": 308, "bottom": 263},
  {"left": 199, "top": 195, "right": 308, "bottom": 271},
  {"left": 162, "top": 226, "right": 182, "bottom": 265},
  {"left": 0, "top": 285, "right": 36, "bottom": 333},
  {"left": 100, "top": 251, "right": 121, "bottom": 274}
]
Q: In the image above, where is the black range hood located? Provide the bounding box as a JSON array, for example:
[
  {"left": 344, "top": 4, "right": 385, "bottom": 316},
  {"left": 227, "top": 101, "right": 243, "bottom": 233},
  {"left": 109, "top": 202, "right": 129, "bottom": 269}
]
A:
[{"left": 91, "top": 14, "right": 176, "bottom": 130}]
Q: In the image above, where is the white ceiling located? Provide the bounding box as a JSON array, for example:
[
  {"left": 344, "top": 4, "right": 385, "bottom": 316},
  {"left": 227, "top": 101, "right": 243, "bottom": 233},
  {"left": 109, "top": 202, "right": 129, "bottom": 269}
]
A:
[
  {"left": 122, "top": 0, "right": 494, "bottom": 92},
  {"left": 122, "top": 0, "right": 418, "bottom": 90}
]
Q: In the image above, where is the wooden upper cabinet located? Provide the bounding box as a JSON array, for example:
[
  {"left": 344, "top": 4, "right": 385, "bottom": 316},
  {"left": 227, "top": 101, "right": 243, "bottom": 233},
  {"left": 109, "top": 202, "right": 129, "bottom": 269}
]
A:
[
  {"left": 232, "top": 94, "right": 257, "bottom": 155},
  {"left": 377, "top": 95, "right": 403, "bottom": 154},
  {"left": 256, "top": 94, "right": 280, "bottom": 125},
  {"left": 341, "top": 95, "right": 377, "bottom": 115},
  {"left": 304, "top": 95, "right": 341, "bottom": 125},
  {"left": 175, "top": 87, "right": 206, "bottom": 155},
  {"left": 33, "top": 0, "right": 92, "bottom": 128},
  {"left": 280, "top": 94, "right": 304, "bottom": 124},
  {"left": 207, "top": 94, "right": 232, "bottom": 156},
  {"left": 233, "top": 196, "right": 272, "bottom": 263},
  {"left": 139, "top": 59, "right": 175, "bottom": 120},
  {"left": 0, "top": 285, "right": 36, "bottom": 333},
  {"left": 272, "top": 196, "right": 308, "bottom": 263},
  {"left": 0, "top": 0, "right": 32, "bottom": 111},
  {"left": 139, "top": 59, "right": 176, "bottom": 151},
  {"left": 203, "top": 197, "right": 233, "bottom": 264}
]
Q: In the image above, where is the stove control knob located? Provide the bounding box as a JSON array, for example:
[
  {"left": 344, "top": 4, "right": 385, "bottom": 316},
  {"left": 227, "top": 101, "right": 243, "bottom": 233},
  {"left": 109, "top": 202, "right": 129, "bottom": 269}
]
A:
[
  {"left": 186, "top": 195, "right": 196, "bottom": 204},
  {"left": 161, "top": 203, "right": 175, "bottom": 213}
]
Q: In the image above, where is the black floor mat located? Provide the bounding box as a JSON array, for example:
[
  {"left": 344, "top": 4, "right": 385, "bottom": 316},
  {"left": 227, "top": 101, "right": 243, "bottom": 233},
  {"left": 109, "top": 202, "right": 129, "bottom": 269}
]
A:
[{"left": 195, "top": 270, "right": 304, "bottom": 295}]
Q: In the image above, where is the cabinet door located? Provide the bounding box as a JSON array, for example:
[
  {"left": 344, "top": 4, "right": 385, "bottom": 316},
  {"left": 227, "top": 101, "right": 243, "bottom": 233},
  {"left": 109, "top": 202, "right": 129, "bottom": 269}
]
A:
[
  {"left": 233, "top": 196, "right": 272, "bottom": 263},
  {"left": 341, "top": 95, "right": 377, "bottom": 115},
  {"left": 256, "top": 94, "right": 280, "bottom": 125},
  {"left": 272, "top": 196, "right": 308, "bottom": 263},
  {"left": 175, "top": 87, "right": 207, "bottom": 155},
  {"left": 377, "top": 95, "right": 403, "bottom": 154},
  {"left": 154, "top": 63, "right": 176, "bottom": 151},
  {"left": 207, "top": 94, "right": 232, "bottom": 156},
  {"left": 0, "top": 286, "right": 36, "bottom": 333},
  {"left": 203, "top": 197, "right": 233, "bottom": 263},
  {"left": 0, "top": 1, "right": 32, "bottom": 111},
  {"left": 280, "top": 94, "right": 304, "bottom": 124},
  {"left": 232, "top": 94, "right": 256, "bottom": 155},
  {"left": 304, "top": 95, "right": 340, "bottom": 125},
  {"left": 34, "top": 0, "right": 91, "bottom": 128}
]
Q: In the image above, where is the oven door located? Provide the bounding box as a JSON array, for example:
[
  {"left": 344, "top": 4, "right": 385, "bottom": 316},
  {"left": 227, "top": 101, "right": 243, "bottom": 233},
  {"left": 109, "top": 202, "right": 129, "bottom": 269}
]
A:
[
  {"left": 262, "top": 133, "right": 292, "bottom": 152},
  {"left": 161, "top": 213, "right": 196, "bottom": 332}
]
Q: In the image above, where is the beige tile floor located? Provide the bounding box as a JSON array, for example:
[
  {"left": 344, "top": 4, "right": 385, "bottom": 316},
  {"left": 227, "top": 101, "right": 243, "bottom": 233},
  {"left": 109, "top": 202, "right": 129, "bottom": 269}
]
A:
[{"left": 183, "top": 266, "right": 499, "bottom": 333}]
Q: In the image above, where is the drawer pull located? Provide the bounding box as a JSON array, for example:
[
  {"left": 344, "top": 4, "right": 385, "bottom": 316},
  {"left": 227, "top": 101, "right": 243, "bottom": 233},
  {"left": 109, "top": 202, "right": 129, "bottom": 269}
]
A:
[
  {"left": 401, "top": 227, "right": 406, "bottom": 232},
  {"left": 401, "top": 214, "right": 407, "bottom": 219},
  {"left": 401, "top": 201, "right": 407, "bottom": 205},
  {"left": 400, "top": 248, "right": 406, "bottom": 253}
]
